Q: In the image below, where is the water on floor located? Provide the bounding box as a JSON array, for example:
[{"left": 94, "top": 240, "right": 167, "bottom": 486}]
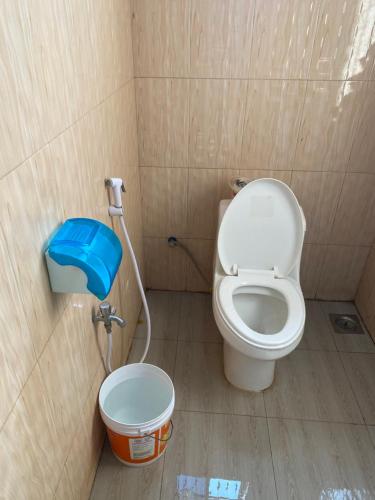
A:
[{"left": 90, "top": 291, "right": 375, "bottom": 500}]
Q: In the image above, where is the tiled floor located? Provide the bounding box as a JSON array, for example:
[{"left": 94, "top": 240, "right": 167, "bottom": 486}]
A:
[{"left": 91, "top": 291, "right": 375, "bottom": 500}]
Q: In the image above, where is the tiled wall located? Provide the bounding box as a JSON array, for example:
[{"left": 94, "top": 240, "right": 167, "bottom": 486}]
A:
[
  {"left": 356, "top": 247, "right": 375, "bottom": 341},
  {"left": 0, "top": 1, "right": 143, "bottom": 498},
  {"left": 132, "top": 0, "right": 375, "bottom": 299}
]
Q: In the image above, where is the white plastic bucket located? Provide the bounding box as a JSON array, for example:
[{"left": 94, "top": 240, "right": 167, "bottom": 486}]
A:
[{"left": 99, "top": 363, "right": 174, "bottom": 466}]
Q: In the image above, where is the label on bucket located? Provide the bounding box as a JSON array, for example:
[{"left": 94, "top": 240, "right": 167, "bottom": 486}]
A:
[{"left": 129, "top": 435, "right": 156, "bottom": 460}]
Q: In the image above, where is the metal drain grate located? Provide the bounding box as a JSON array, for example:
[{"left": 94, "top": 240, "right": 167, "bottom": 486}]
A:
[{"left": 329, "top": 314, "right": 364, "bottom": 335}]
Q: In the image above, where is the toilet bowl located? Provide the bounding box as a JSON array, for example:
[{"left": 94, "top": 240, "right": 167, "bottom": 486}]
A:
[{"left": 212, "top": 178, "right": 306, "bottom": 391}]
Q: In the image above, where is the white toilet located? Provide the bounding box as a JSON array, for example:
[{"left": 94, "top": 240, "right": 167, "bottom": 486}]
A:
[{"left": 212, "top": 178, "right": 306, "bottom": 392}]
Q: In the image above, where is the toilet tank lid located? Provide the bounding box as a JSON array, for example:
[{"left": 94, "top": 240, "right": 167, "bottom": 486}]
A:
[{"left": 217, "top": 178, "right": 305, "bottom": 277}]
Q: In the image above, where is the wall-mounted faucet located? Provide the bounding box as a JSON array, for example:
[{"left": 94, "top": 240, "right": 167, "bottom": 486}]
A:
[{"left": 93, "top": 301, "right": 127, "bottom": 333}]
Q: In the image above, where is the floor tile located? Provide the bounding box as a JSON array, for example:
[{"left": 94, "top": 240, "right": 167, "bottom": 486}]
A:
[
  {"left": 297, "top": 300, "right": 336, "bottom": 351},
  {"left": 174, "top": 342, "right": 265, "bottom": 416},
  {"left": 128, "top": 339, "right": 177, "bottom": 380},
  {"left": 90, "top": 440, "right": 164, "bottom": 500},
  {"left": 135, "top": 291, "right": 181, "bottom": 340},
  {"left": 368, "top": 426, "right": 375, "bottom": 449},
  {"left": 268, "top": 418, "right": 375, "bottom": 500},
  {"left": 178, "top": 292, "right": 221, "bottom": 343},
  {"left": 264, "top": 350, "right": 363, "bottom": 423},
  {"left": 161, "top": 411, "right": 277, "bottom": 500},
  {"left": 341, "top": 353, "right": 375, "bottom": 425},
  {"left": 320, "top": 301, "right": 375, "bottom": 353}
]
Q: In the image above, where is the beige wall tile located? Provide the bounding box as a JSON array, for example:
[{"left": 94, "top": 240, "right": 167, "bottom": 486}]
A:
[
  {"left": 183, "top": 238, "right": 214, "bottom": 292},
  {"left": 250, "top": 0, "right": 320, "bottom": 79},
  {"left": 82, "top": 364, "right": 106, "bottom": 472},
  {"left": 65, "top": 365, "right": 106, "bottom": 500},
  {"left": 91, "top": 0, "right": 134, "bottom": 98},
  {"left": 140, "top": 167, "right": 188, "bottom": 237},
  {"left": 295, "top": 81, "right": 364, "bottom": 172},
  {"left": 239, "top": 170, "right": 292, "bottom": 186},
  {"left": 190, "top": 0, "right": 255, "bottom": 78},
  {"left": 187, "top": 168, "right": 237, "bottom": 238},
  {"left": 0, "top": 0, "right": 134, "bottom": 180},
  {"left": 0, "top": 2, "right": 141, "bottom": 497},
  {"left": 0, "top": 224, "right": 36, "bottom": 429},
  {"left": 38, "top": 311, "right": 87, "bottom": 462},
  {"left": 25, "top": 0, "right": 76, "bottom": 143},
  {"left": 310, "top": 0, "right": 375, "bottom": 80},
  {"left": 0, "top": 147, "right": 67, "bottom": 358},
  {"left": 132, "top": 0, "right": 190, "bottom": 77},
  {"left": 300, "top": 244, "right": 325, "bottom": 299},
  {"left": 356, "top": 246, "right": 375, "bottom": 341},
  {"left": 121, "top": 80, "right": 140, "bottom": 168},
  {"left": 317, "top": 245, "right": 370, "bottom": 300},
  {"left": 331, "top": 173, "right": 375, "bottom": 246},
  {"left": 136, "top": 78, "right": 189, "bottom": 167},
  {"left": 1, "top": 364, "right": 64, "bottom": 499},
  {"left": 55, "top": 468, "right": 74, "bottom": 500},
  {"left": 189, "top": 79, "right": 247, "bottom": 169},
  {"left": 68, "top": 295, "right": 105, "bottom": 389},
  {"left": 241, "top": 80, "right": 306, "bottom": 171},
  {"left": 64, "top": 414, "right": 97, "bottom": 500},
  {"left": 99, "top": 84, "right": 139, "bottom": 181},
  {"left": 0, "top": 1, "right": 43, "bottom": 177},
  {"left": 349, "top": 0, "right": 375, "bottom": 82},
  {"left": 348, "top": 82, "right": 375, "bottom": 173},
  {"left": 291, "top": 171, "right": 345, "bottom": 244},
  {"left": 144, "top": 237, "right": 187, "bottom": 290},
  {"left": 51, "top": 117, "right": 105, "bottom": 221},
  {"left": 64, "top": 0, "right": 133, "bottom": 112}
]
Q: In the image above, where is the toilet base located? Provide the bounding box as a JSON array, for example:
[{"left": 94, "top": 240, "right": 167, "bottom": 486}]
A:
[{"left": 223, "top": 341, "right": 275, "bottom": 392}]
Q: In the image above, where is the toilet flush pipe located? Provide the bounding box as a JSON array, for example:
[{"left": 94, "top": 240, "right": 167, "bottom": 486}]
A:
[{"left": 105, "top": 177, "right": 151, "bottom": 365}]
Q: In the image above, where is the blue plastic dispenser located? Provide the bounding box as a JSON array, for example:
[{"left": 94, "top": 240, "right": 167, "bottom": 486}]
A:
[{"left": 45, "top": 218, "right": 122, "bottom": 300}]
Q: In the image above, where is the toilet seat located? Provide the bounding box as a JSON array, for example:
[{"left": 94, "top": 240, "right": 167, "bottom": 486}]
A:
[
  {"left": 216, "top": 271, "right": 305, "bottom": 350},
  {"left": 217, "top": 178, "right": 305, "bottom": 278}
]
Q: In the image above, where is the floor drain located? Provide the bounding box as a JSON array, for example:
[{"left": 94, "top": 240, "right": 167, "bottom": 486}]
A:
[{"left": 329, "top": 314, "right": 364, "bottom": 335}]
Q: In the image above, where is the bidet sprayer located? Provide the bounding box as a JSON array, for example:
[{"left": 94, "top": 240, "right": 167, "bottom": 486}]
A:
[{"left": 105, "top": 177, "right": 125, "bottom": 209}]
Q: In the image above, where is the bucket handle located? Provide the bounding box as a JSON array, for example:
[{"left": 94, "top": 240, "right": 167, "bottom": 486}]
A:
[{"left": 144, "top": 420, "right": 174, "bottom": 442}]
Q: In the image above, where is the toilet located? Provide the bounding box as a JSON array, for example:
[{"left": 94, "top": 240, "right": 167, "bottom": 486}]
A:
[{"left": 212, "top": 178, "right": 306, "bottom": 392}]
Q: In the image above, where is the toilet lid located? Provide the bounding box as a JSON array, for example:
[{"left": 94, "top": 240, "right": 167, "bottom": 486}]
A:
[{"left": 218, "top": 178, "right": 305, "bottom": 277}]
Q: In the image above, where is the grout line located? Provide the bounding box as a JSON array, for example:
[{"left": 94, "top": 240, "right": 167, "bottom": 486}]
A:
[
  {"left": 143, "top": 236, "right": 372, "bottom": 250},
  {"left": 336, "top": 350, "right": 368, "bottom": 425},
  {"left": 0, "top": 78, "right": 134, "bottom": 183},
  {"left": 173, "top": 408, "right": 368, "bottom": 427},
  {"left": 239, "top": 79, "right": 250, "bottom": 164},
  {"left": 187, "top": 0, "right": 192, "bottom": 170},
  {"left": 0, "top": 295, "right": 71, "bottom": 435},
  {"left": 290, "top": 80, "right": 309, "bottom": 175},
  {"left": 133, "top": 334, "right": 375, "bottom": 354},
  {"left": 305, "top": 0, "right": 323, "bottom": 81},
  {"left": 265, "top": 417, "right": 279, "bottom": 500},
  {"left": 248, "top": 0, "right": 257, "bottom": 78},
  {"left": 365, "top": 425, "right": 375, "bottom": 453},
  {"left": 316, "top": 301, "right": 339, "bottom": 351},
  {"left": 134, "top": 76, "right": 375, "bottom": 83},
  {"left": 158, "top": 452, "right": 167, "bottom": 500},
  {"left": 137, "top": 164, "right": 375, "bottom": 176}
]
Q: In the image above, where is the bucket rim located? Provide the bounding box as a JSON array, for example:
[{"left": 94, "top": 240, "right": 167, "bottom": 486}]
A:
[{"left": 99, "top": 363, "right": 175, "bottom": 434}]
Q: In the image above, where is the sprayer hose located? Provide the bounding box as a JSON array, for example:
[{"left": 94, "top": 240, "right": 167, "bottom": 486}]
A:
[{"left": 119, "top": 215, "right": 151, "bottom": 364}]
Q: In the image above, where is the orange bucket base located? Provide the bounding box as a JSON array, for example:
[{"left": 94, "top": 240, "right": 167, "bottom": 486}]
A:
[
  {"left": 113, "top": 447, "right": 166, "bottom": 467},
  {"left": 107, "top": 420, "right": 171, "bottom": 466}
]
